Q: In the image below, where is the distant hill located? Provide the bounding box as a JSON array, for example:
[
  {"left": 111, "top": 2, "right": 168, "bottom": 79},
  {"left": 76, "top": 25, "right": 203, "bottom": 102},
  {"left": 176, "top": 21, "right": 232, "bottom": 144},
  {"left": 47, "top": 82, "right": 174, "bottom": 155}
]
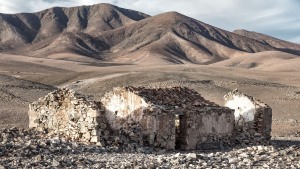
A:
[
  {"left": 233, "top": 29, "right": 300, "bottom": 56},
  {"left": 0, "top": 3, "right": 299, "bottom": 65}
]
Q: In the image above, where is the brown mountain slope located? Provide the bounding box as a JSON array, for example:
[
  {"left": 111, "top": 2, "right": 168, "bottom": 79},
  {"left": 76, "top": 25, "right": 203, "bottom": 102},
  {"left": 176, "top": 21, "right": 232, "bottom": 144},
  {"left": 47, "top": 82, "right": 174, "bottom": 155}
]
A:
[
  {"left": 17, "top": 12, "right": 280, "bottom": 64},
  {"left": 0, "top": 3, "right": 149, "bottom": 50},
  {"left": 0, "top": 3, "right": 299, "bottom": 65},
  {"left": 97, "top": 12, "right": 280, "bottom": 64},
  {"left": 234, "top": 29, "right": 300, "bottom": 55}
]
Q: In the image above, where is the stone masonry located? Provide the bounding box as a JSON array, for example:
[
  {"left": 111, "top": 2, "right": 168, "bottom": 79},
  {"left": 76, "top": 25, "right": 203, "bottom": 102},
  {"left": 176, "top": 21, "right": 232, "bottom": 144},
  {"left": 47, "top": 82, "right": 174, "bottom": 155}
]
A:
[
  {"left": 28, "top": 88, "right": 106, "bottom": 143},
  {"left": 101, "top": 87, "right": 176, "bottom": 150},
  {"left": 224, "top": 89, "right": 272, "bottom": 144},
  {"left": 178, "top": 107, "right": 234, "bottom": 150}
]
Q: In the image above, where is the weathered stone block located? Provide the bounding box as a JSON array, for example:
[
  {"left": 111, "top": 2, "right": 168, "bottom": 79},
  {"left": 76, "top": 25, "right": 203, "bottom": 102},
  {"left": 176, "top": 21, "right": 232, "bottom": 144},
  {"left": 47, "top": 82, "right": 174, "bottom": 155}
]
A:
[
  {"left": 90, "top": 136, "right": 100, "bottom": 143},
  {"left": 28, "top": 110, "right": 38, "bottom": 128},
  {"left": 87, "top": 109, "right": 100, "bottom": 118},
  {"left": 83, "top": 132, "right": 91, "bottom": 140}
]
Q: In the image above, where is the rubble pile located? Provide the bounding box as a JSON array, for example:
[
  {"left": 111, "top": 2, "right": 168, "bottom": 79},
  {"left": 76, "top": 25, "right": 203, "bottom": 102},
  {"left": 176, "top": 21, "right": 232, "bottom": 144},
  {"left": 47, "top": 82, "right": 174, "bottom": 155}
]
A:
[
  {"left": 0, "top": 127, "right": 300, "bottom": 168},
  {"left": 127, "top": 86, "right": 220, "bottom": 109},
  {"left": 224, "top": 89, "right": 272, "bottom": 145}
]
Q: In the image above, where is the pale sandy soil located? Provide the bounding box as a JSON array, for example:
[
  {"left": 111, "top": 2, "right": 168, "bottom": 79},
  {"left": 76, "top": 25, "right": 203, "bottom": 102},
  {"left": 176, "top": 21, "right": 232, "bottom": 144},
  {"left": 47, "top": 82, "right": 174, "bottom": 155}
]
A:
[{"left": 0, "top": 53, "right": 300, "bottom": 137}]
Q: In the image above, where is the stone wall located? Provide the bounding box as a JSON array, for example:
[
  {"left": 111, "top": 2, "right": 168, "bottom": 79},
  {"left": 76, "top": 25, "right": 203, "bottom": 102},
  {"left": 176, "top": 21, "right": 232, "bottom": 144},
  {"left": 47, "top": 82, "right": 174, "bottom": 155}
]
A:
[
  {"left": 178, "top": 107, "right": 235, "bottom": 150},
  {"left": 101, "top": 87, "right": 176, "bottom": 150},
  {"left": 224, "top": 89, "right": 272, "bottom": 144},
  {"left": 28, "top": 88, "right": 105, "bottom": 143},
  {"left": 100, "top": 87, "right": 149, "bottom": 130}
]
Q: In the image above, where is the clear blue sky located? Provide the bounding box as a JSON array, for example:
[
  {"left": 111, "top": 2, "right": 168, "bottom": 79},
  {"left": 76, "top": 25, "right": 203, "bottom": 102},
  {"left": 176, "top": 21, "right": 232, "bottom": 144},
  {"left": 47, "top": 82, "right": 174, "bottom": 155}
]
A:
[{"left": 1, "top": 0, "right": 299, "bottom": 44}]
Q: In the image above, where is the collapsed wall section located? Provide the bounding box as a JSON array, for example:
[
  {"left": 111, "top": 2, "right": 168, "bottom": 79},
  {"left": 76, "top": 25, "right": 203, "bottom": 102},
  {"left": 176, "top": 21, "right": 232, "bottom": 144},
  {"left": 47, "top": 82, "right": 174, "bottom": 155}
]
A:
[{"left": 224, "top": 89, "right": 272, "bottom": 143}]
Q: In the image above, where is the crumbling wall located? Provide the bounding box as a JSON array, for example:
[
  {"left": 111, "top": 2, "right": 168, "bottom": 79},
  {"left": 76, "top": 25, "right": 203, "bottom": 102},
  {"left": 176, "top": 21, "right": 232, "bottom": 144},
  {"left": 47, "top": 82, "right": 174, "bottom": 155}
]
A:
[
  {"left": 101, "top": 87, "right": 176, "bottom": 150},
  {"left": 28, "top": 88, "right": 105, "bottom": 143},
  {"left": 178, "top": 107, "right": 234, "bottom": 150},
  {"left": 141, "top": 110, "right": 176, "bottom": 150},
  {"left": 224, "top": 89, "right": 272, "bottom": 143},
  {"left": 100, "top": 87, "right": 149, "bottom": 130}
]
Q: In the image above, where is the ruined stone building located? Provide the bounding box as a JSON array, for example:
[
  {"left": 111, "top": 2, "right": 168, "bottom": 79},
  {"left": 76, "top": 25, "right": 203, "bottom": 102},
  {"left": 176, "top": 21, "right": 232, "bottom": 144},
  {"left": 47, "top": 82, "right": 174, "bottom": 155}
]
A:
[
  {"left": 28, "top": 87, "right": 272, "bottom": 150},
  {"left": 224, "top": 89, "right": 272, "bottom": 142}
]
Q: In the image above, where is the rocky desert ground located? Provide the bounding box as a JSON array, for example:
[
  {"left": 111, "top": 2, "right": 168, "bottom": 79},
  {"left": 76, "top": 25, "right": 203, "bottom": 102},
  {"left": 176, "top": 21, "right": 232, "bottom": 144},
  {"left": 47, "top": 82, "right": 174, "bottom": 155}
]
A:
[{"left": 0, "top": 3, "right": 300, "bottom": 168}]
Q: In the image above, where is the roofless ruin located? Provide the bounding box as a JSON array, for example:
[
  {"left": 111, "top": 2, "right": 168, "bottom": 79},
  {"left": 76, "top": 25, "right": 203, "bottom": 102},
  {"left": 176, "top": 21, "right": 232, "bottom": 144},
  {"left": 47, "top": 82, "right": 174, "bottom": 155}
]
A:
[{"left": 28, "top": 87, "right": 272, "bottom": 150}]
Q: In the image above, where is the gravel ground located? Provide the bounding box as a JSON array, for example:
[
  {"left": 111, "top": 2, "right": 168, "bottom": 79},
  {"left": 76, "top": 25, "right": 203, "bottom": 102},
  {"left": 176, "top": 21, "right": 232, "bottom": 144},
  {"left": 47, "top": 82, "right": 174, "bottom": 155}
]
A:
[{"left": 0, "top": 128, "right": 300, "bottom": 168}]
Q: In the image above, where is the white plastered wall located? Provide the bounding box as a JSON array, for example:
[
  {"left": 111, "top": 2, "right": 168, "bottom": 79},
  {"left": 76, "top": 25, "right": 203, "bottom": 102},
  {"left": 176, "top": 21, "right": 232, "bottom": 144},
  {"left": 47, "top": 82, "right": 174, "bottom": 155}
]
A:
[
  {"left": 225, "top": 95, "right": 256, "bottom": 123},
  {"left": 102, "top": 90, "right": 149, "bottom": 129}
]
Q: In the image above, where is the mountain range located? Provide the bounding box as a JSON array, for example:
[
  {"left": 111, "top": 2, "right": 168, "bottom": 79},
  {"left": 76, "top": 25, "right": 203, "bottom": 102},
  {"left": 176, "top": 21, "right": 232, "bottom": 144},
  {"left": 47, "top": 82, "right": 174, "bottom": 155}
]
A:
[{"left": 0, "top": 3, "right": 299, "bottom": 65}]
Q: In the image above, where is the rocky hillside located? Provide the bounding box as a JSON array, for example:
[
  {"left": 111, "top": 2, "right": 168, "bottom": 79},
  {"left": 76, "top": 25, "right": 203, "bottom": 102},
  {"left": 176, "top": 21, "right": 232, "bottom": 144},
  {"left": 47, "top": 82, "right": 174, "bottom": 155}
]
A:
[
  {"left": 0, "top": 3, "right": 299, "bottom": 64},
  {"left": 234, "top": 29, "right": 300, "bottom": 56},
  {"left": 0, "top": 4, "right": 149, "bottom": 49}
]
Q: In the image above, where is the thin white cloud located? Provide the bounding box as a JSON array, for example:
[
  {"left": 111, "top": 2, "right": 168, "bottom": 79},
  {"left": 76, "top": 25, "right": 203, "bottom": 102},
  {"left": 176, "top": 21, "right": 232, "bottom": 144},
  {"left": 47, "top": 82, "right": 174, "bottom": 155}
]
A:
[{"left": 0, "top": 0, "right": 299, "bottom": 43}]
